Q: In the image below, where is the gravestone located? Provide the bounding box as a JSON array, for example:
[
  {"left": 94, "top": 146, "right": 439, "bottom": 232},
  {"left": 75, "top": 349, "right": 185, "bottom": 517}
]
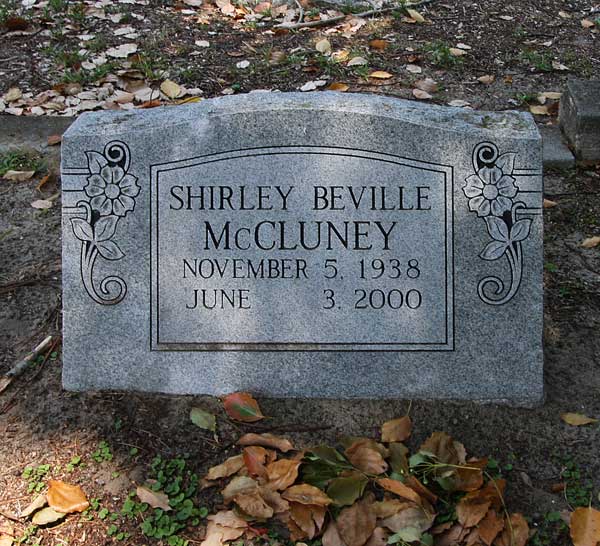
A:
[{"left": 61, "top": 92, "right": 543, "bottom": 404}]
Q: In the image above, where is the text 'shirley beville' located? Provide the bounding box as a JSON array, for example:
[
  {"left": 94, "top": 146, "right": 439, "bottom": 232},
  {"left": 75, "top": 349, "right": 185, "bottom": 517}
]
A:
[{"left": 167, "top": 184, "right": 432, "bottom": 252}]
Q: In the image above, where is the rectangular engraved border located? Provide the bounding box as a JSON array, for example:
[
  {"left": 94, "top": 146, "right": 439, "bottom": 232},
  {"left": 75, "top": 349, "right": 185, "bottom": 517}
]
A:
[{"left": 150, "top": 145, "right": 454, "bottom": 352}]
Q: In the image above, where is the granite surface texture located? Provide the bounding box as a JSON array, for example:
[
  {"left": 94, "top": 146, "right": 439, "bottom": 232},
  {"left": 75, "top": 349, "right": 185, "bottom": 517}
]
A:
[{"left": 61, "top": 92, "right": 544, "bottom": 404}]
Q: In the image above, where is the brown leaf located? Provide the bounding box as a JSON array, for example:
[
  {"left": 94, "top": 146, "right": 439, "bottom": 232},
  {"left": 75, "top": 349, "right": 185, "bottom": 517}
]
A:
[
  {"left": 381, "top": 416, "right": 412, "bottom": 443},
  {"left": 136, "top": 486, "right": 171, "bottom": 511},
  {"left": 413, "top": 89, "right": 432, "bottom": 100},
  {"left": 478, "top": 509, "right": 504, "bottom": 545},
  {"left": 282, "top": 484, "right": 332, "bottom": 506},
  {"left": 47, "top": 135, "right": 62, "bottom": 146},
  {"left": 373, "top": 498, "right": 412, "bottom": 519},
  {"left": 420, "top": 432, "right": 466, "bottom": 465},
  {"left": 258, "top": 486, "right": 289, "bottom": 514},
  {"left": 206, "top": 454, "right": 245, "bottom": 480},
  {"left": 365, "top": 527, "right": 388, "bottom": 546},
  {"left": 223, "top": 392, "right": 264, "bottom": 422},
  {"left": 405, "top": 475, "right": 438, "bottom": 504},
  {"left": 138, "top": 100, "right": 161, "bottom": 109},
  {"left": 327, "top": 82, "right": 349, "bottom": 92},
  {"left": 580, "top": 237, "right": 600, "bottom": 250},
  {"left": 477, "top": 75, "right": 495, "bottom": 84},
  {"left": 201, "top": 511, "right": 247, "bottom": 546},
  {"left": 243, "top": 446, "right": 270, "bottom": 478},
  {"left": 570, "top": 507, "right": 600, "bottom": 546},
  {"left": 289, "top": 502, "right": 326, "bottom": 539},
  {"left": 337, "top": 498, "right": 376, "bottom": 546},
  {"left": 376, "top": 478, "right": 422, "bottom": 505},
  {"left": 345, "top": 440, "right": 388, "bottom": 475},
  {"left": 323, "top": 521, "right": 347, "bottom": 546},
  {"left": 436, "top": 524, "right": 467, "bottom": 546},
  {"left": 380, "top": 503, "right": 434, "bottom": 534},
  {"left": 369, "top": 39, "right": 388, "bottom": 50},
  {"left": 238, "top": 433, "right": 294, "bottom": 452},
  {"left": 233, "top": 490, "right": 273, "bottom": 519},
  {"left": 369, "top": 71, "right": 393, "bottom": 79},
  {"left": 457, "top": 495, "right": 491, "bottom": 528},
  {"left": 222, "top": 476, "right": 258, "bottom": 501},
  {"left": 4, "top": 16, "right": 28, "bottom": 30},
  {"left": 561, "top": 412, "right": 598, "bottom": 426},
  {"left": 0, "top": 376, "right": 12, "bottom": 395},
  {"left": 494, "top": 513, "right": 529, "bottom": 546},
  {"left": 415, "top": 78, "right": 438, "bottom": 93},
  {"left": 47, "top": 480, "right": 89, "bottom": 514},
  {"left": 543, "top": 198, "right": 558, "bottom": 209},
  {"left": 406, "top": 8, "right": 424, "bottom": 22},
  {"left": 266, "top": 459, "right": 301, "bottom": 490}
]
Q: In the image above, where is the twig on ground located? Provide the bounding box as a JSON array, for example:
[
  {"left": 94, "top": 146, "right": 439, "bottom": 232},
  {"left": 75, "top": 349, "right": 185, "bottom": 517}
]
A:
[
  {"left": 0, "top": 509, "right": 21, "bottom": 523},
  {"left": 275, "top": 0, "right": 436, "bottom": 30},
  {"left": 0, "top": 335, "right": 53, "bottom": 395},
  {"left": 294, "top": 0, "right": 305, "bottom": 24}
]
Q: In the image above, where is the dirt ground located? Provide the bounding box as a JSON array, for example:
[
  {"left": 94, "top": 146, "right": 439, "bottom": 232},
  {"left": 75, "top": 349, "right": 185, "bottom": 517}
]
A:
[
  {"left": 0, "top": 163, "right": 600, "bottom": 545},
  {"left": 1, "top": 0, "right": 600, "bottom": 544}
]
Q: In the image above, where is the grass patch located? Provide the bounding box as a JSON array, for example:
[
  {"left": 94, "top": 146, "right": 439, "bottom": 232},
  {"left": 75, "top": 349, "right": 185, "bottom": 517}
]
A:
[{"left": 0, "top": 150, "right": 45, "bottom": 177}]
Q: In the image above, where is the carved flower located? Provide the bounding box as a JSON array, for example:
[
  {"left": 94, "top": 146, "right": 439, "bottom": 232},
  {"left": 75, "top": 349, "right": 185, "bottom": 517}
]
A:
[
  {"left": 463, "top": 165, "right": 517, "bottom": 217},
  {"left": 85, "top": 165, "right": 140, "bottom": 217}
]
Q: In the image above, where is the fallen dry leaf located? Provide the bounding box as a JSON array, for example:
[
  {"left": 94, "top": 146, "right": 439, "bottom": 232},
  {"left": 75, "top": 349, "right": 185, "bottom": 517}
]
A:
[
  {"left": 380, "top": 503, "right": 434, "bottom": 534},
  {"left": 581, "top": 18, "right": 595, "bottom": 29},
  {"left": 31, "top": 199, "right": 53, "bottom": 210},
  {"left": 222, "top": 476, "right": 258, "bottom": 501},
  {"left": 530, "top": 105, "right": 549, "bottom": 115},
  {"left": 369, "top": 39, "right": 388, "bottom": 50},
  {"left": 282, "top": 484, "right": 332, "bottom": 506},
  {"left": 415, "top": 78, "right": 438, "bottom": 93},
  {"left": 477, "top": 509, "right": 504, "bottom": 545},
  {"left": 233, "top": 490, "right": 273, "bottom": 519},
  {"left": 347, "top": 56, "right": 367, "bottom": 67},
  {"left": 543, "top": 198, "right": 558, "bottom": 209},
  {"left": 3, "top": 170, "right": 35, "bottom": 182},
  {"left": 570, "top": 507, "right": 600, "bottom": 546},
  {"left": 160, "top": 79, "right": 182, "bottom": 99},
  {"left": 266, "top": 459, "right": 301, "bottom": 490},
  {"left": 136, "top": 486, "right": 171, "bottom": 511},
  {"left": 323, "top": 521, "right": 346, "bottom": 546},
  {"left": 3, "top": 87, "right": 22, "bottom": 102},
  {"left": 328, "top": 82, "right": 349, "bottom": 92},
  {"left": 243, "top": 446, "right": 270, "bottom": 477},
  {"left": 20, "top": 493, "right": 47, "bottom": 518},
  {"left": 406, "top": 64, "right": 422, "bottom": 74},
  {"left": 376, "top": 478, "right": 422, "bottom": 504},
  {"left": 201, "top": 511, "right": 247, "bottom": 546},
  {"left": 47, "top": 135, "right": 62, "bottom": 146},
  {"left": 47, "top": 480, "right": 89, "bottom": 514},
  {"left": 336, "top": 497, "right": 376, "bottom": 546},
  {"left": 206, "top": 454, "right": 244, "bottom": 480},
  {"left": 456, "top": 497, "right": 490, "bottom": 528},
  {"left": 381, "top": 416, "right": 412, "bottom": 442},
  {"left": 478, "top": 75, "right": 495, "bottom": 84},
  {"left": 369, "top": 70, "right": 393, "bottom": 80},
  {"left": 561, "top": 412, "right": 598, "bottom": 426},
  {"left": 345, "top": 440, "right": 388, "bottom": 475},
  {"left": 495, "top": 513, "right": 529, "bottom": 546},
  {"left": 421, "top": 431, "right": 466, "bottom": 465},
  {"left": 0, "top": 376, "right": 12, "bottom": 395},
  {"left": 449, "top": 47, "right": 467, "bottom": 56},
  {"left": 31, "top": 507, "right": 66, "bottom": 525},
  {"left": 316, "top": 38, "right": 332, "bottom": 55},
  {"left": 238, "top": 432, "right": 294, "bottom": 452},
  {"left": 223, "top": 392, "right": 264, "bottom": 422},
  {"left": 405, "top": 8, "right": 424, "bottom": 22},
  {"left": 580, "top": 237, "right": 600, "bottom": 249}
]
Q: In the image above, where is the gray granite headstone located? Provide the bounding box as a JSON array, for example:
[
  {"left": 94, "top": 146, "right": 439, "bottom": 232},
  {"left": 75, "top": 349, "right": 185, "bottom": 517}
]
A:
[{"left": 61, "top": 92, "right": 543, "bottom": 404}]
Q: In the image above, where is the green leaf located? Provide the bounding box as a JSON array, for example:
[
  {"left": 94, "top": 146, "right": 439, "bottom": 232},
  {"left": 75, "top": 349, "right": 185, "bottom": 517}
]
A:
[
  {"left": 307, "top": 445, "right": 350, "bottom": 467},
  {"left": 189, "top": 407, "right": 216, "bottom": 432},
  {"left": 327, "top": 473, "right": 368, "bottom": 506},
  {"left": 388, "top": 527, "right": 422, "bottom": 544},
  {"left": 301, "top": 460, "right": 341, "bottom": 489},
  {"left": 32, "top": 507, "right": 67, "bottom": 526}
]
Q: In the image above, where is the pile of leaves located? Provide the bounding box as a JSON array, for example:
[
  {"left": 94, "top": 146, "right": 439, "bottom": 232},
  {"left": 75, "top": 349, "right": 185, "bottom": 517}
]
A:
[{"left": 199, "top": 395, "right": 528, "bottom": 546}]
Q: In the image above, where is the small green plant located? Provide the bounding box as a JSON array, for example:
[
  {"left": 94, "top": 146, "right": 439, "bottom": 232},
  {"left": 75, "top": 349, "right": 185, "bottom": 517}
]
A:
[
  {"left": 0, "top": 0, "right": 17, "bottom": 23},
  {"left": 66, "top": 455, "right": 82, "bottom": 472},
  {"left": 92, "top": 440, "right": 113, "bottom": 463},
  {"left": 520, "top": 50, "right": 553, "bottom": 72},
  {"left": 0, "top": 150, "right": 44, "bottom": 176},
  {"left": 16, "top": 525, "right": 38, "bottom": 545},
  {"left": 22, "top": 464, "right": 50, "bottom": 494},
  {"left": 563, "top": 459, "right": 594, "bottom": 508},
  {"left": 110, "top": 456, "right": 209, "bottom": 546},
  {"left": 544, "top": 262, "right": 558, "bottom": 273},
  {"left": 423, "top": 40, "right": 461, "bottom": 68}
]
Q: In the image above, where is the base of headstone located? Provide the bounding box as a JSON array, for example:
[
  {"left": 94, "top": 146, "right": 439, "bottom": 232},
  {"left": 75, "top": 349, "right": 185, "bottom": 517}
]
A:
[{"left": 559, "top": 79, "right": 600, "bottom": 162}]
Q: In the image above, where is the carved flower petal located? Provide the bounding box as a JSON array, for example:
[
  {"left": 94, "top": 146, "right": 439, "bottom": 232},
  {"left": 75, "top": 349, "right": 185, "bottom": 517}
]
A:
[
  {"left": 491, "top": 196, "right": 512, "bottom": 216},
  {"left": 463, "top": 175, "right": 484, "bottom": 198},
  {"left": 478, "top": 166, "right": 502, "bottom": 185},
  {"left": 496, "top": 175, "right": 518, "bottom": 198},
  {"left": 476, "top": 198, "right": 491, "bottom": 217},
  {"left": 112, "top": 198, "right": 126, "bottom": 217},
  {"left": 119, "top": 174, "right": 140, "bottom": 197},
  {"left": 100, "top": 165, "right": 114, "bottom": 183},
  {"left": 110, "top": 165, "right": 125, "bottom": 184},
  {"left": 468, "top": 195, "right": 485, "bottom": 213},
  {"left": 90, "top": 195, "right": 107, "bottom": 211},
  {"left": 117, "top": 195, "right": 135, "bottom": 214}
]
